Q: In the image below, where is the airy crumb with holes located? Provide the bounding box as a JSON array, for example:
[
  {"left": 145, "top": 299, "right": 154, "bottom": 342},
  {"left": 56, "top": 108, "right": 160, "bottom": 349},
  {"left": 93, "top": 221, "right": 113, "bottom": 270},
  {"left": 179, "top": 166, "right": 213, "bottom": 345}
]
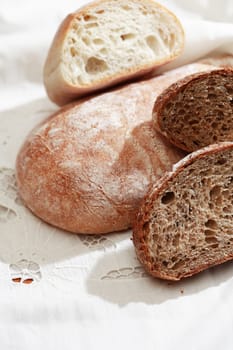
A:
[
  {"left": 133, "top": 142, "right": 233, "bottom": 281},
  {"left": 153, "top": 68, "right": 233, "bottom": 152},
  {"left": 44, "top": 0, "right": 184, "bottom": 105}
]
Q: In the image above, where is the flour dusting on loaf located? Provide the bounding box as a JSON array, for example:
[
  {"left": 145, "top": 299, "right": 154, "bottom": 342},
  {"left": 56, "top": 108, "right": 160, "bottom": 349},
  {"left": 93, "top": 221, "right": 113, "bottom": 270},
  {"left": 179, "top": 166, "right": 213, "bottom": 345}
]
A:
[{"left": 17, "top": 63, "right": 215, "bottom": 234}]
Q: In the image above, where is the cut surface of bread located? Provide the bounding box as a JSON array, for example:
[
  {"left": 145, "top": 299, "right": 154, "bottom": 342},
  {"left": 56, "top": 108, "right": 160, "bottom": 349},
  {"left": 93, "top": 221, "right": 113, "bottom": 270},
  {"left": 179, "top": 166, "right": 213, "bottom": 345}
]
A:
[
  {"left": 153, "top": 68, "right": 233, "bottom": 152},
  {"left": 44, "top": 0, "right": 184, "bottom": 105},
  {"left": 133, "top": 142, "right": 233, "bottom": 281}
]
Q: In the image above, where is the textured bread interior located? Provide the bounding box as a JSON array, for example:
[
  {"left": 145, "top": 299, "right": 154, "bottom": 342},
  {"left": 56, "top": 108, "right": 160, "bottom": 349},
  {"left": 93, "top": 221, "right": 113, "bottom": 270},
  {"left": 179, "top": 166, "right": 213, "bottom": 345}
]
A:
[
  {"left": 146, "top": 147, "right": 233, "bottom": 280},
  {"left": 62, "top": 0, "right": 183, "bottom": 86},
  {"left": 158, "top": 71, "right": 233, "bottom": 151}
]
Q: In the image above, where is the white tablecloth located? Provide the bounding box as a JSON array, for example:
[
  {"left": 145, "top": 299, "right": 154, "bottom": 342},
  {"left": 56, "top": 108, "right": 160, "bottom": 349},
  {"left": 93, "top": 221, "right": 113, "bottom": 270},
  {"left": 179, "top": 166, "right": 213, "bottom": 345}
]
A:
[{"left": 0, "top": 0, "right": 233, "bottom": 348}]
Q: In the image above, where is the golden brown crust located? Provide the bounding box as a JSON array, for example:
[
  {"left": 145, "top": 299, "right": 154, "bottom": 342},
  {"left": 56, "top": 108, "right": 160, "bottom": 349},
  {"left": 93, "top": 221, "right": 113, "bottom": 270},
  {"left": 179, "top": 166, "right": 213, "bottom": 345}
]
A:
[
  {"left": 133, "top": 142, "right": 233, "bottom": 280},
  {"left": 16, "top": 121, "right": 182, "bottom": 234},
  {"left": 43, "top": 0, "right": 184, "bottom": 106},
  {"left": 18, "top": 62, "right": 217, "bottom": 235},
  {"left": 152, "top": 67, "right": 233, "bottom": 152},
  {"left": 19, "top": 64, "right": 204, "bottom": 235}
]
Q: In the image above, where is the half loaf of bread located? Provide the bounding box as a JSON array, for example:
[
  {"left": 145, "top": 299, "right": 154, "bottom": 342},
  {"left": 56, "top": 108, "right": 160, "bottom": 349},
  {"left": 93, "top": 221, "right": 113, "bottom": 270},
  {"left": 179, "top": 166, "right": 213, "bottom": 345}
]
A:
[
  {"left": 133, "top": 142, "right": 233, "bottom": 281},
  {"left": 153, "top": 67, "right": 233, "bottom": 152},
  {"left": 44, "top": 0, "right": 184, "bottom": 105}
]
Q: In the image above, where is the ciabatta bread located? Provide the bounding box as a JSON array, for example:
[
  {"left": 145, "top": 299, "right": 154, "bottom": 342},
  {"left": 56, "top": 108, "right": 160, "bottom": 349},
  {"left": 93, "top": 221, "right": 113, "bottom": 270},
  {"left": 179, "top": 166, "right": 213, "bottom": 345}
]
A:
[
  {"left": 153, "top": 67, "right": 233, "bottom": 152},
  {"left": 133, "top": 142, "right": 233, "bottom": 281},
  {"left": 43, "top": 0, "right": 184, "bottom": 105}
]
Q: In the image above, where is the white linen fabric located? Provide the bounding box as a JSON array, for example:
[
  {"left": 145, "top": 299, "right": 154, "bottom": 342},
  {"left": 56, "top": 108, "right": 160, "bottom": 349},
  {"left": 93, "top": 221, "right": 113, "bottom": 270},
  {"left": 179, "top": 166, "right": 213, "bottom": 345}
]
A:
[{"left": 0, "top": 0, "right": 233, "bottom": 349}]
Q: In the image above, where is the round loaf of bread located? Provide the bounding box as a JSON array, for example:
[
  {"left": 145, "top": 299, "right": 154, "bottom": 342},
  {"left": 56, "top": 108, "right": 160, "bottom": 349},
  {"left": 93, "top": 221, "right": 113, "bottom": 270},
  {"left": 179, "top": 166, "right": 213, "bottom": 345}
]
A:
[
  {"left": 44, "top": 0, "right": 184, "bottom": 105},
  {"left": 17, "top": 63, "right": 213, "bottom": 234},
  {"left": 19, "top": 65, "right": 218, "bottom": 234}
]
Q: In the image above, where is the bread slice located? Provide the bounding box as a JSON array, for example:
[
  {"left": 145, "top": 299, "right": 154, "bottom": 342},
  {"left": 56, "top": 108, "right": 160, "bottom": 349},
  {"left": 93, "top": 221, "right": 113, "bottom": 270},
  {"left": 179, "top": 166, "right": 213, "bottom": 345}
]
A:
[
  {"left": 153, "top": 67, "right": 233, "bottom": 152},
  {"left": 133, "top": 142, "right": 233, "bottom": 281},
  {"left": 43, "top": 0, "right": 184, "bottom": 105}
]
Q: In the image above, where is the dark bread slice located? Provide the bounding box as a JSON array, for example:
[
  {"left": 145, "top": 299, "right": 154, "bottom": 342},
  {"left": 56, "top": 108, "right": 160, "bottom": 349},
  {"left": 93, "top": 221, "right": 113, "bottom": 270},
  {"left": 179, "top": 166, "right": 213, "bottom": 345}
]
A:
[
  {"left": 133, "top": 142, "right": 233, "bottom": 281},
  {"left": 153, "top": 68, "right": 233, "bottom": 152}
]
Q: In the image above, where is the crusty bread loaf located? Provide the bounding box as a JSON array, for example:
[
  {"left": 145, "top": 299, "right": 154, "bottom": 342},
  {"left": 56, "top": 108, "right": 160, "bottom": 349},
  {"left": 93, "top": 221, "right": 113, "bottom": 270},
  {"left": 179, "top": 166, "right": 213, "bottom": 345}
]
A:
[
  {"left": 133, "top": 142, "right": 233, "bottom": 281},
  {"left": 17, "top": 63, "right": 214, "bottom": 234},
  {"left": 43, "top": 0, "right": 184, "bottom": 106},
  {"left": 153, "top": 67, "right": 233, "bottom": 152}
]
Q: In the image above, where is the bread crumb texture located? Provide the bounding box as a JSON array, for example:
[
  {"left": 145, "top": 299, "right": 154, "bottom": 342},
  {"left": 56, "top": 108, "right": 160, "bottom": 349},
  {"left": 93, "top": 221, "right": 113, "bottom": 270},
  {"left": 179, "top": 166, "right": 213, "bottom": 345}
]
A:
[
  {"left": 62, "top": 0, "right": 183, "bottom": 85},
  {"left": 133, "top": 143, "right": 233, "bottom": 280},
  {"left": 157, "top": 69, "right": 233, "bottom": 151}
]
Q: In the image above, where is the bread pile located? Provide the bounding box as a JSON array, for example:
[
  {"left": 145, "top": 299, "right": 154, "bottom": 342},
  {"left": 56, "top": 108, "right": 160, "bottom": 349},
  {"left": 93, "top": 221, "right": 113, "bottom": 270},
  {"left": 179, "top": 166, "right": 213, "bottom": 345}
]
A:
[{"left": 16, "top": 0, "right": 233, "bottom": 280}]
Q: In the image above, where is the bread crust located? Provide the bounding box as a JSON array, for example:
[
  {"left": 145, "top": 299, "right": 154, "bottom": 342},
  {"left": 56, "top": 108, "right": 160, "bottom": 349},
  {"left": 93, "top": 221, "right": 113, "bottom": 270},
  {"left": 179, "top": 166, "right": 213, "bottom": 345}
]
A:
[
  {"left": 153, "top": 67, "right": 233, "bottom": 151},
  {"left": 19, "top": 65, "right": 213, "bottom": 234},
  {"left": 17, "top": 63, "right": 215, "bottom": 234},
  {"left": 43, "top": 0, "right": 184, "bottom": 106},
  {"left": 133, "top": 142, "right": 233, "bottom": 281}
]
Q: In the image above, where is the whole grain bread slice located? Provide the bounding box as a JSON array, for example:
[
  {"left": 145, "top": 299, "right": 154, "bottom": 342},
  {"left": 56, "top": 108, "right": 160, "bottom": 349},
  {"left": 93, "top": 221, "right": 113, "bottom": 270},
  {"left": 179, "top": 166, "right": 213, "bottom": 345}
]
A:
[
  {"left": 153, "top": 68, "right": 233, "bottom": 152},
  {"left": 133, "top": 142, "right": 233, "bottom": 281}
]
